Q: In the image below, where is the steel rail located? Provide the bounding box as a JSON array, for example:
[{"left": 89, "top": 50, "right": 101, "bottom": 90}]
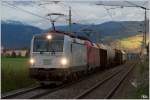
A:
[
  {"left": 74, "top": 69, "right": 122, "bottom": 99},
  {"left": 74, "top": 62, "right": 135, "bottom": 99},
  {"left": 104, "top": 62, "right": 137, "bottom": 99},
  {"left": 2, "top": 85, "right": 41, "bottom": 99}
]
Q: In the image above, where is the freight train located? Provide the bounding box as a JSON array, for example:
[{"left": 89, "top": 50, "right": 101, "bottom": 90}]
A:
[{"left": 29, "top": 31, "right": 127, "bottom": 85}]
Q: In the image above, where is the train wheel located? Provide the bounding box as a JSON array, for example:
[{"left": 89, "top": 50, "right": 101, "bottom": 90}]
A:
[
  {"left": 68, "top": 73, "right": 73, "bottom": 82},
  {"left": 76, "top": 72, "right": 80, "bottom": 80},
  {"left": 40, "top": 82, "right": 46, "bottom": 87},
  {"left": 74, "top": 73, "right": 78, "bottom": 81}
]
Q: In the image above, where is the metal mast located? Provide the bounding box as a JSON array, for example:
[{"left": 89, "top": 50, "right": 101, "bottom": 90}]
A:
[
  {"left": 68, "top": 6, "right": 72, "bottom": 33},
  {"left": 144, "top": 9, "right": 147, "bottom": 47}
]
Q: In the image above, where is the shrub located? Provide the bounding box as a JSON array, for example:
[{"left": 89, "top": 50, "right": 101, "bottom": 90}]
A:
[{"left": 11, "top": 51, "right": 16, "bottom": 58}]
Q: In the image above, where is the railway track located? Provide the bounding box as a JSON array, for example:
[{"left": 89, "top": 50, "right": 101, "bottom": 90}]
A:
[
  {"left": 1, "top": 85, "right": 41, "bottom": 99},
  {"left": 104, "top": 62, "right": 136, "bottom": 99},
  {"left": 2, "top": 82, "right": 74, "bottom": 99},
  {"left": 2, "top": 61, "right": 136, "bottom": 99},
  {"left": 2, "top": 70, "right": 105, "bottom": 99},
  {"left": 74, "top": 62, "right": 136, "bottom": 99}
]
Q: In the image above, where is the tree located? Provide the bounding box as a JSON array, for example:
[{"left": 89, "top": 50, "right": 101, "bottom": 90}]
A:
[
  {"left": 11, "top": 51, "right": 16, "bottom": 58},
  {"left": 18, "top": 52, "right": 21, "bottom": 57},
  {"left": 25, "top": 51, "right": 29, "bottom": 57}
]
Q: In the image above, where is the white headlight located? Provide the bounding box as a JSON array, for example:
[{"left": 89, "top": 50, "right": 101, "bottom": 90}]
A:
[
  {"left": 30, "top": 58, "right": 35, "bottom": 64},
  {"left": 46, "top": 34, "right": 52, "bottom": 40},
  {"left": 61, "top": 58, "right": 68, "bottom": 65}
]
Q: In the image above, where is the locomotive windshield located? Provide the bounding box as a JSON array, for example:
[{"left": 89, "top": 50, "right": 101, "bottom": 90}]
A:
[{"left": 33, "top": 35, "right": 64, "bottom": 52}]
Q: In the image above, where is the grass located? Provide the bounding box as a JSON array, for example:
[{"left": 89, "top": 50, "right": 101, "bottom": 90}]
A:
[
  {"left": 134, "top": 59, "right": 149, "bottom": 99},
  {"left": 1, "top": 57, "right": 36, "bottom": 93},
  {"left": 120, "top": 35, "right": 142, "bottom": 49},
  {"left": 111, "top": 34, "right": 149, "bottom": 53},
  {"left": 135, "top": 83, "right": 149, "bottom": 99}
]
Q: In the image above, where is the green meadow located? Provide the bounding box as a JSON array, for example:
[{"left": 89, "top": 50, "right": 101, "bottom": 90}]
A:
[{"left": 1, "top": 57, "right": 36, "bottom": 93}]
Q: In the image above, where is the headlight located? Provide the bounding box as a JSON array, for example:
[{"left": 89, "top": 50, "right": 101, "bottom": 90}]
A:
[
  {"left": 61, "top": 58, "right": 68, "bottom": 65},
  {"left": 30, "top": 58, "right": 35, "bottom": 64},
  {"left": 46, "top": 34, "right": 52, "bottom": 40}
]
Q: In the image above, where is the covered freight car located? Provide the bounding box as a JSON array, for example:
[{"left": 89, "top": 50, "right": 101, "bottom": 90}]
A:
[
  {"left": 97, "top": 43, "right": 115, "bottom": 68},
  {"left": 114, "top": 49, "right": 127, "bottom": 65},
  {"left": 86, "top": 43, "right": 100, "bottom": 71}
]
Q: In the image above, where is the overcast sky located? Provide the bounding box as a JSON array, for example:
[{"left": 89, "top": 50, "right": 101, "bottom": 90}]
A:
[{"left": 1, "top": 0, "right": 149, "bottom": 29}]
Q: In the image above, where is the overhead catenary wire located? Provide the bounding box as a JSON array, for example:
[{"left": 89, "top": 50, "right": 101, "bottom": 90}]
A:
[
  {"left": 125, "top": 0, "right": 149, "bottom": 53},
  {"left": 3, "top": 1, "right": 99, "bottom": 33},
  {"left": 125, "top": 1, "right": 149, "bottom": 10},
  {"left": 57, "top": 1, "right": 138, "bottom": 42},
  {"left": 62, "top": 1, "right": 143, "bottom": 38},
  {"left": 41, "top": 1, "right": 98, "bottom": 33},
  {"left": 61, "top": 2, "right": 102, "bottom": 34},
  {"left": 52, "top": 2, "right": 92, "bottom": 24},
  {"left": 96, "top": 1, "right": 148, "bottom": 34},
  {"left": 2, "top": 1, "right": 145, "bottom": 37},
  {"left": 142, "top": 1, "right": 148, "bottom": 6},
  {"left": 96, "top": 1, "right": 148, "bottom": 53},
  {"left": 37, "top": 1, "right": 68, "bottom": 20},
  {"left": 2, "top": 1, "right": 68, "bottom": 29},
  {"left": 103, "top": 6, "right": 143, "bottom": 34},
  {"left": 37, "top": 1, "right": 73, "bottom": 28},
  {"left": 2, "top": 1, "right": 50, "bottom": 21},
  {"left": 1, "top": 3, "right": 49, "bottom": 26}
]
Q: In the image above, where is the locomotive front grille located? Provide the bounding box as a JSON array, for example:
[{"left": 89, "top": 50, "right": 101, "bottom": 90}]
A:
[{"left": 43, "top": 59, "right": 51, "bottom": 65}]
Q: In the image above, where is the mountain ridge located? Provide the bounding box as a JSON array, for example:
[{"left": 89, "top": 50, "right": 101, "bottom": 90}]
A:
[{"left": 1, "top": 20, "right": 143, "bottom": 49}]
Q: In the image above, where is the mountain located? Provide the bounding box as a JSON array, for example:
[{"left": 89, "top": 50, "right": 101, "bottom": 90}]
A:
[
  {"left": 55, "top": 21, "right": 143, "bottom": 43},
  {"left": 1, "top": 20, "right": 144, "bottom": 49},
  {"left": 1, "top": 20, "right": 44, "bottom": 49}
]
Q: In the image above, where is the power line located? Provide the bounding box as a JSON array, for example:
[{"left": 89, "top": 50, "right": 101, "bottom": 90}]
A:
[
  {"left": 96, "top": 1, "right": 148, "bottom": 54},
  {"left": 125, "top": 1, "right": 149, "bottom": 10},
  {"left": 2, "top": 3, "right": 52, "bottom": 27},
  {"left": 56, "top": 2, "right": 96, "bottom": 25},
  {"left": 2, "top": 1, "right": 49, "bottom": 21},
  {"left": 41, "top": 1, "right": 97, "bottom": 33},
  {"left": 37, "top": 1, "right": 98, "bottom": 32},
  {"left": 125, "top": 1, "right": 149, "bottom": 55},
  {"left": 103, "top": 6, "right": 143, "bottom": 34}
]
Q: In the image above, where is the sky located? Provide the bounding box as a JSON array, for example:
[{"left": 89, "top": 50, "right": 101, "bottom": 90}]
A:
[{"left": 1, "top": 0, "right": 149, "bottom": 29}]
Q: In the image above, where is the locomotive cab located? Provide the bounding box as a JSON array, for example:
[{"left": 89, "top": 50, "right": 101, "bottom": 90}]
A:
[
  {"left": 30, "top": 33, "right": 69, "bottom": 68},
  {"left": 29, "top": 32, "right": 72, "bottom": 82}
]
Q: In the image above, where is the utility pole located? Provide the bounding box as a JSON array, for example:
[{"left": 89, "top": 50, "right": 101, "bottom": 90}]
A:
[
  {"left": 144, "top": 9, "right": 147, "bottom": 47},
  {"left": 68, "top": 6, "right": 72, "bottom": 33}
]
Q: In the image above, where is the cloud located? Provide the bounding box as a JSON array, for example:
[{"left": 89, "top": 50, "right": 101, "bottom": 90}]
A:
[{"left": 1, "top": 0, "right": 146, "bottom": 29}]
